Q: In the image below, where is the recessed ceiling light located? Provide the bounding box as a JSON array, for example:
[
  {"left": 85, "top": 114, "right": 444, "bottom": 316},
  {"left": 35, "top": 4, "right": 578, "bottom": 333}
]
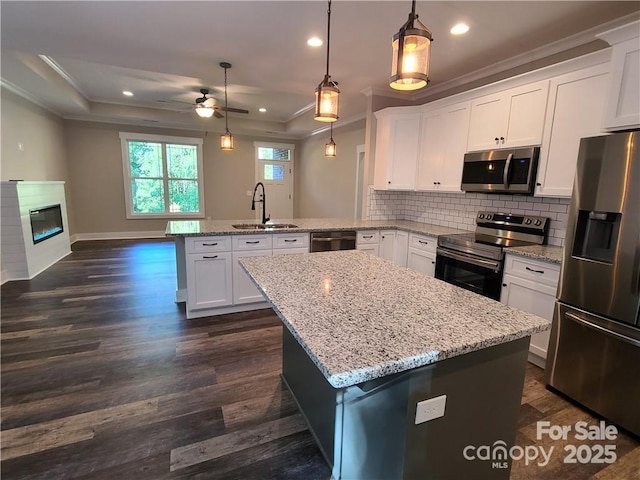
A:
[
  {"left": 307, "top": 37, "right": 323, "bottom": 47},
  {"left": 122, "top": 91, "right": 134, "bottom": 96},
  {"left": 450, "top": 23, "right": 470, "bottom": 35},
  {"left": 259, "top": 107, "right": 267, "bottom": 113}
]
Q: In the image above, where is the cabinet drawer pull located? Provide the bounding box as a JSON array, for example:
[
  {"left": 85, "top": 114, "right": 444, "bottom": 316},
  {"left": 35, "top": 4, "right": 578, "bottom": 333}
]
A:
[
  {"left": 203, "top": 255, "right": 218, "bottom": 259},
  {"left": 418, "top": 240, "right": 429, "bottom": 245},
  {"left": 525, "top": 266, "right": 545, "bottom": 274},
  {"left": 245, "top": 241, "right": 261, "bottom": 244},
  {"left": 284, "top": 239, "right": 297, "bottom": 243},
  {"left": 202, "top": 242, "right": 218, "bottom": 246},
  {"left": 362, "top": 235, "right": 373, "bottom": 239}
]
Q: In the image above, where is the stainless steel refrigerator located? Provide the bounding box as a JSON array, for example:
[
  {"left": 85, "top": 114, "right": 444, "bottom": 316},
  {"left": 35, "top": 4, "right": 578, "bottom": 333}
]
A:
[{"left": 546, "top": 130, "right": 640, "bottom": 437}]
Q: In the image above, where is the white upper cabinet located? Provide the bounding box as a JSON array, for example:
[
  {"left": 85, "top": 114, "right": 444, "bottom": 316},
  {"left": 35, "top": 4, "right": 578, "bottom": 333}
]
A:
[
  {"left": 597, "top": 21, "right": 640, "bottom": 131},
  {"left": 416, "top": 101, "right": 471, "bottom": 192},
  {"left": 373, "top": 110, "right": 421, "bottom": 190},
  {"left": 536, "top": 64, "right": 609, "bottom": 197},
  {"left": 467, "top": 80, "right": 549, "bottom": 151}
]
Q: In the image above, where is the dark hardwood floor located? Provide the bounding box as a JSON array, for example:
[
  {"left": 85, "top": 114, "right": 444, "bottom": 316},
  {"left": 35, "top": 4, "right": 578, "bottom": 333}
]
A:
[{"left": 1, "top": 239, "right": 638, "bottom": 479}]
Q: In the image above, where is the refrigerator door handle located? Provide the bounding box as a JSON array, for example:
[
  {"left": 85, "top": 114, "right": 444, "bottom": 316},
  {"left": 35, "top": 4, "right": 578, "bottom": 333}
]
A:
[{"left": 565, "top": 311, "right": 640, "bottom": 347}]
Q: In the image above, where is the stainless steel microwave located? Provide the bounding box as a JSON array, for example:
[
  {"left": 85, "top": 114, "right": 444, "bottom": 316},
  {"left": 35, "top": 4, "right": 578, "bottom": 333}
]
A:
[{"left": 461, "top": 146, "right": 540, "bottom": 194}]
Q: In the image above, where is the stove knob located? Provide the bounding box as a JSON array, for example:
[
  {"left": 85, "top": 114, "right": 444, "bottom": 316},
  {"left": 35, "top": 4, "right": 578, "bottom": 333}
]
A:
[
  {"left": 534, "top": 219, "right": 542, "bottom": 226},
  {"left": 478, "top": 213, "right": 485, "bottom": 219},
  {"left": 524, "top": 218, "right": 532, "bottom": 225},
  {"left": 486, "top": 214, "right": 492, "bottom": 220}
]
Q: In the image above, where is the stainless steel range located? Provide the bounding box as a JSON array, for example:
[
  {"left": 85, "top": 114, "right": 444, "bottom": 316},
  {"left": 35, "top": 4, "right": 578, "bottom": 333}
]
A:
[{"left": 435, "top": 212, "right": 549, "bottom": 300}]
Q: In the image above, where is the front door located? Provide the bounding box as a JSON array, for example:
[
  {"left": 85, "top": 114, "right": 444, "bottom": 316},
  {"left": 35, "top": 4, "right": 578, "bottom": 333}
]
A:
[{"left": 255, "top": 143, "right": 294, "bottom": 221}]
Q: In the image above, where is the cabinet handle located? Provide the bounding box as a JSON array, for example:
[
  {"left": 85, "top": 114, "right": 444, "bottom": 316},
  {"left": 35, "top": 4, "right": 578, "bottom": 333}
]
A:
[
  {"left": 418, "top": 240, "right": 429, "bottom": 245},
  {"left": 431, "top": 261, "right": 435, "bottom": 264},
  {"left": 525, "top": 266, "right": 545, "bottom": 274},
  {"left": 495, "top": 137, "right": 500, "bottom": 144},
  {"left": 202, "top": 243, "right": 218, "bottom": 246},
  {"left": 436, "top": 182, "right": 441, "bottom": 185},
  {"left": 388, "top": 181, "right": 391, "bottom": 185},
  {"left": 502, "top": 283, "right": 507, "bottom": 287},
  {"left": 245, "top": 241, "right": 261, "bottom": 244},
  {"left": 284, "top": 239, "right": 297, "bottom": 243},
  {"left": 433, "top": 182, "right": 437, "bottom": 185},
  {"left": 500, "top": 136, "right": 505, "bottom": 143},
  {"left": 203, "top": 255, "right": 218, "bottom": 259},
  {"left": 363, "top": 235, "right": 373, "bottom": 239},
  {"left": 536, "top": 182, "right": 542, "bottom": 186}
]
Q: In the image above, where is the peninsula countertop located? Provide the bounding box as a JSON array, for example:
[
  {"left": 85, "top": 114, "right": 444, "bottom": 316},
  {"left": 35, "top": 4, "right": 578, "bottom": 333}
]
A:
[
  {"left": 239, "top": 250, "right": 551, "bottom": 388},
  {"left": 165, "top": 218, "right": 469, "bottom": 238}
]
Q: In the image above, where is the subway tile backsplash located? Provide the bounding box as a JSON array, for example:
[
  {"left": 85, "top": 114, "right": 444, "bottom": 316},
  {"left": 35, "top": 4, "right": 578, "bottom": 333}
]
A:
[{"left": 367, "top": 188, "right": 571, "bottom": 246}]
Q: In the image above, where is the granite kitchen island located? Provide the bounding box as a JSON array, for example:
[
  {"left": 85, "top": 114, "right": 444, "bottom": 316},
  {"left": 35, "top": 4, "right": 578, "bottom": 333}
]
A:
[{"left": 240, "top": 250, "right": 551, "bottom": 480}]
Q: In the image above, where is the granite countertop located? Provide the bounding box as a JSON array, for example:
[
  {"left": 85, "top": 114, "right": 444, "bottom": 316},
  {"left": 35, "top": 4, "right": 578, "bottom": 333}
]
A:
[
  {"left": 165, "top": 218, "right": 469, "bottom": 238},
  {"left": 507, "top": 244, "right": 564, "bottom": 264},
  {"left": 239, "top": 250, "right": 551, "bottom": 389}
]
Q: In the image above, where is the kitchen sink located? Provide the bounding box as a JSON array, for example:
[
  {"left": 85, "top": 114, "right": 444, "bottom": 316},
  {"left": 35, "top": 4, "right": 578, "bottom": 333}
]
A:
[{"left": 232, "top": 223, "right": 298, "bottom": 230}]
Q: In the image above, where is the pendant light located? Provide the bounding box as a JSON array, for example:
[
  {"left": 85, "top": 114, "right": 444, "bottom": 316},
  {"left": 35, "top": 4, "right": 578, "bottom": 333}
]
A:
[
  {"left": 325, "top": 123, "right": 336, "bottom": 157},
  {"left": 314, "top": 0, "right": 339, "bottom": 122},
  {"left": 390, "top": 0, "right": 433, "bottom": 91},
  {"left": 220, "top": 62, "right": 234, "bottom": 151}
]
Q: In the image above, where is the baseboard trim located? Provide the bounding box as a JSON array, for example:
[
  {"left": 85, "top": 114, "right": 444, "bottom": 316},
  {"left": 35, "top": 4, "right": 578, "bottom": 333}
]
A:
[{"left": 72, "top": 231, "right": 166, "bottom": 242}]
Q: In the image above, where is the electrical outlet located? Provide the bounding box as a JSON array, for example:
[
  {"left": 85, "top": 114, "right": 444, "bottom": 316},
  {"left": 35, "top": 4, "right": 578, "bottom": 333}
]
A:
[{"left": 415, "top": 395, "right": 446, "bottom": 424}]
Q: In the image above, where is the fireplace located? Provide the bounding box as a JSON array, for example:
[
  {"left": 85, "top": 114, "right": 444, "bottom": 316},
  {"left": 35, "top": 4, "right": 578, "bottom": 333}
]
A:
[{"left": 30, "top": 204, "right": 64, "bottom": 244}]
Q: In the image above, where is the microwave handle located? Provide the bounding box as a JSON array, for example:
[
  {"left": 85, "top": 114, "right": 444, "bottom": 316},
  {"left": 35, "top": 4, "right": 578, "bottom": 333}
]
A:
[{"left": 503, "top": 153, "right": 513, "bottom": 189}]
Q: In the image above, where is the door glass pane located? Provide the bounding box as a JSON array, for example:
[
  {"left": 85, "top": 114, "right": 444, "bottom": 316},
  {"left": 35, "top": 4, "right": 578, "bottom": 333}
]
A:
[
  {"left": 258, "top": 147, "right": 290, "bottom": 161},
  {"left": 168, "top": 180, "right": 199, "bottom": 213},
  {"left": 128, "top": 141, "right": 163, "bottom": 177},
  {"left": 264, "top": 164, "right": 285, "bottom": 181},
  {"left": 132, "top": 179, "right": 164, "bottom": 213},
  {"left": 167, "top": 144, "right": 198, "bottom": 179}
]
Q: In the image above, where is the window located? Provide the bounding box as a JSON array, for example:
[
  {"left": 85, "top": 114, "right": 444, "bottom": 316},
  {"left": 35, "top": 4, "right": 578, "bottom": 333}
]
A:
[{"left": 120, "top": 133, "right": 204, "bottom": 218}]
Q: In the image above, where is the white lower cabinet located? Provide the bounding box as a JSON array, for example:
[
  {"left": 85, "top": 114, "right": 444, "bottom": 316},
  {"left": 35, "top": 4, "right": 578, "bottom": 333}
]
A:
[
  {"left": 232, "top": 250, "right": 272, "bottom": 304},
  {"left": 356, "top": 231, "right": 380, "bottom": 257},
  {"left": 186, "top": 252, "right": 233, "bottom": 310},
  {"left": 500, "top": 254, "right": 560, "bottom": 367},
  {"left": 379, "top": 230, "right": 396, "bottom": 262},
  {"left": 394, "top": 231, "right": 409, "bottom": 267},
  {"left": 406, "top": 233, "right": 437, "bottom": 277}
]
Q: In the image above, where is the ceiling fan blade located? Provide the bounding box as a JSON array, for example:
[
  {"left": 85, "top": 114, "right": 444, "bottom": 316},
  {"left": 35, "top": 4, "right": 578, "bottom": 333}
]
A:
[
  {"left": 217, "top": 106, "right": 249, "bottom": 114},
  {"left": 213, "top": 110, "right": 224, "bottom": 119}
]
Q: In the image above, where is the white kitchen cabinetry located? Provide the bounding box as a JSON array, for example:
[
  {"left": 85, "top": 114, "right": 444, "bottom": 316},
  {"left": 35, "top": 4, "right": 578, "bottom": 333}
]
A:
[
  {"left": 536, "top": 64, "right": 609, "bottom": 197},
  {"left": 467, "top": 80, "right": 549, "bottom": 152},
  {"left": 416, "top": 102, "right": 471, "bottom": 192},
  {"left": 379, "top": 230, "right": 396, "bottom": 262},
  {"left": 232, "top": 234, "right": 273, "bottom": 305},
  {"left": 597, "top": 21, "right": 640, "bottom": 131},
  {"left": 373, "top": 110, "right": 421, "bottom": 190},
  {"left": 394, "top": 231, "right": 409, "bottom": 267},
  {"left": 186, "top": 250, "right": 234, "bottom": 311},
  {"left": 500, "top": 254, "right": 560, "bottom": 368},
  {"left": 357, "top": 231, "right": 380, "bottom": 256},
  {"left": 273, "top": 233, "right": 310, "bottom": 256},
  {"left": 406, "top": 233, "right": 437, "bottom": 277}
]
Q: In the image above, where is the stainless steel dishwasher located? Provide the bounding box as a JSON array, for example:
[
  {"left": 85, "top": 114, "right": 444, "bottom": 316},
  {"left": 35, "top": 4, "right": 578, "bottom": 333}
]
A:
[{"left": 311, "top": 231, "right": 357, "bottom": 252}]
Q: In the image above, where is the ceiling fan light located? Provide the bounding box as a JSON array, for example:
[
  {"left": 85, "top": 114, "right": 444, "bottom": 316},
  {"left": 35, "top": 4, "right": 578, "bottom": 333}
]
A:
[
  {"left": 195, "top": 104, "right": 214, "bottom": 118},
  {"left": 390, "top": 2, "right": 433, "bottom": 91},
  {"left": 220, "top": 130, "right": 234, "bottom": 151},
  {"left": 314, "top": 78, "right": 339, "bottom": 122}
]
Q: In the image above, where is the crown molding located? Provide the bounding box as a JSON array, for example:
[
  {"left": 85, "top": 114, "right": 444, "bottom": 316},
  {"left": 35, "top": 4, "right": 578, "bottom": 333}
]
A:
[
  {"left": 308, "top": 113, "right": 366, "bottom": 137},
  {"left": 0, "top": 79, "right": 61, "bottom": 116},
  {"left": 38, "top": 55, "right": 89, "bottom": 100}
]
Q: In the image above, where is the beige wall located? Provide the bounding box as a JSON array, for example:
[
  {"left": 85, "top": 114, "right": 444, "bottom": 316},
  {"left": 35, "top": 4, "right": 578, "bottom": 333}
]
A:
[
  {"left": 64, "top": 120, "right": 299, "bottom": 234},
  {"left": 0, "top": 88, "right": 76, "bottom": 233},
  {"left": 295, "top": 120, "right": 365, "bottom": 218}
]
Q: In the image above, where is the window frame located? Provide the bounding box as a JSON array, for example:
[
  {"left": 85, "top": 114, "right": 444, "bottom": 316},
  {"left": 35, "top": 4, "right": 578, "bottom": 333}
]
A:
[{"left": 120, "top": 132, "right": 205, "bottom": 219}]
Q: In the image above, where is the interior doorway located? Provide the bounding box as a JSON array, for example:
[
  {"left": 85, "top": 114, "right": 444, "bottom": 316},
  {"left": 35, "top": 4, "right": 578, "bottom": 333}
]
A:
[{"left": 355, "top": 145, "right": 365, "bottom": 219}]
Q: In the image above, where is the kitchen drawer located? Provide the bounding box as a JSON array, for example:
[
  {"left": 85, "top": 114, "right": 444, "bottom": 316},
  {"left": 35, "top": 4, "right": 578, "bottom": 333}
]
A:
[
  {"left": 408, "top": 233, "right": 437, "bottom": 253},
  {"left": 274, "top": 247, "right": 309, "bottom": 255},
  {"left": 232, "top": 234, "right": 273, "bottom": 251},
  {"left": 504, "top": 254, "right": 560, "bottom": 287},
  {"left": 186, "top": 236, "right": 232, "bottom": 254},
  {"left": 273, "top": 232, "right": 309, "bottom": 250},
  {"left": 357, "top": 231, "right": 380, "bottom": 244}
]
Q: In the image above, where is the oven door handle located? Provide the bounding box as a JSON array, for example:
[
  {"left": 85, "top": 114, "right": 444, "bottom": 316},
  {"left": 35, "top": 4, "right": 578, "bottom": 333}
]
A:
[
  {"left": 436, "top": 248, "right": 502, "bottom": 272},
  {"left": 503, "top": 153, "right": 513, "bottom": 189}
]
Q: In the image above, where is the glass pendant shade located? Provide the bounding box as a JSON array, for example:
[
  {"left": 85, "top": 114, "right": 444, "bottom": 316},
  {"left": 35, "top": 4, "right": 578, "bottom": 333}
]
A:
[
  {"left": 315, "top": 78, "right": 340, "bottom": 122},
  {"left": 220, "top": 131, "right": 234, "bottom": 151},
  {"left": 325, "top": 138, "right": 336, "bottom": 157},
  {"left": 195, "top": 104, "right": 215, "bottom": 118},
  {"left": 390, "top": 1, "right": 433, "bottom": 92}
]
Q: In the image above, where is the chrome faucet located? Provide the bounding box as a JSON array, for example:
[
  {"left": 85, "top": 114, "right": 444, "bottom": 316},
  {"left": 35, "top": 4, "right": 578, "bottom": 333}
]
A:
[{"left": 251, "top": 182, "right": 270, "bottom": 224}]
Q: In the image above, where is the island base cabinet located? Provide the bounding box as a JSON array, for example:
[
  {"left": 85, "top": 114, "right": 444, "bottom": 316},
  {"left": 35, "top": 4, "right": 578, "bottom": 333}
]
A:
[
  {"left": 282, "top": 327, "right": 529, "bottom": 480},
  {"left": 186, "top": 252, "right": 233, "bottom": 311},
  {"left": 232, "top": 250, "right": 272, "bottom": 304}
]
